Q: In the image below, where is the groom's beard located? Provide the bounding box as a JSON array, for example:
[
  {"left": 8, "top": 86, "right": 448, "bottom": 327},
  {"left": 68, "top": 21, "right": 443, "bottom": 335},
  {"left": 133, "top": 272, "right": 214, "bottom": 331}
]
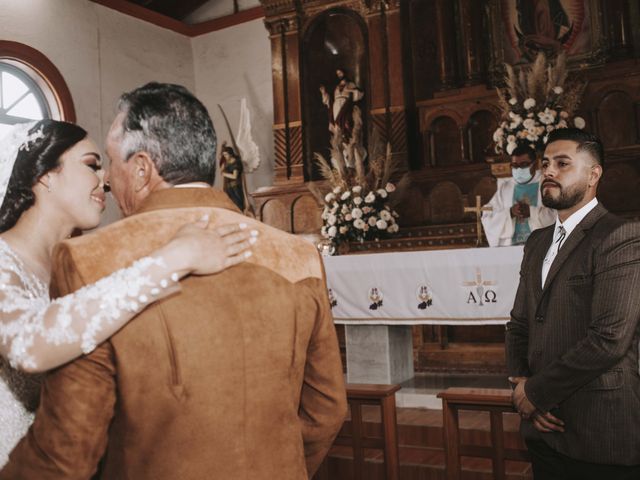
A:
[{"left": 541, "top": 179, "right": 588, "bottom": 210}]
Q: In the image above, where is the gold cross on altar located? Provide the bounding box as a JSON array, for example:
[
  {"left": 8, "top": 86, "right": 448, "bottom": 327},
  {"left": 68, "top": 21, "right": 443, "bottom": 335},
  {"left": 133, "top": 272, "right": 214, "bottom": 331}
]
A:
[
  {"left": 462, "top": 268, "right": 496, "bottom": 289},
  {"left": 464, "top": 195, "right": 492, "bottom": 247}
]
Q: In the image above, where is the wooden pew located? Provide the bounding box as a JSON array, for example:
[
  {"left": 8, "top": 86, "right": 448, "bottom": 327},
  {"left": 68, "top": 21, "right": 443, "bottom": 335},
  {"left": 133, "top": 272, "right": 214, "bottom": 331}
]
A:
[
  {"left": 315, "top": 383, "right": 401, "bottom": 480},
  {"left": 437, "top": 387, "right": 530, "bottom": 480}
]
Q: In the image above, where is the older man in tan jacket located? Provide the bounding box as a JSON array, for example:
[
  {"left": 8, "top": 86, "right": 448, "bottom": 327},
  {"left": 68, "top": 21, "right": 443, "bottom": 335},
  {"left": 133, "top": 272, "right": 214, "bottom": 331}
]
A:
[{"left": 1, "top": 83, "right": 347, "bottom": 480}]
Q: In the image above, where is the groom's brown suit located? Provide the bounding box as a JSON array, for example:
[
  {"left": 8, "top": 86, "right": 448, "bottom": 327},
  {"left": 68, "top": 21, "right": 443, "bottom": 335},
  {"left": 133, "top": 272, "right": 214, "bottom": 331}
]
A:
[{"left": 1, "top": 187, "right": 347, "bottom": 479}]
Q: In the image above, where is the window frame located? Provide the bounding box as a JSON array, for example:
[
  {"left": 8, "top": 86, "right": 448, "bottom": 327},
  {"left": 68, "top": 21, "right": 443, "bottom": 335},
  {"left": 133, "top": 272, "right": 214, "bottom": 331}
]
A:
[
  {"left": 0, "top": 40, "right": 76, "bottom": 124},
  {"left": 0, "top": 62, "right": 51, "bottom": 124}
]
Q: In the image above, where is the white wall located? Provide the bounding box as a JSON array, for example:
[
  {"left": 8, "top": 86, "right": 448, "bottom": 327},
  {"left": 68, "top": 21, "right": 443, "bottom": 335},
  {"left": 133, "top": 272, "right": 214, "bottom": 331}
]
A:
[
  {"left": 1, "top": 1, "right": 103, "bottom": 142},
  {"left": 192, "top": 18, "right": 274, "bottom": 193},
  {"left": 1, "top": 0, "right": 273, "bottom": 222},
  {"left": 1, "top": 0, "right": 194, "bottom": 224},
  {"left": 95, "top": 6, "right": 195, "bottom": 224}
]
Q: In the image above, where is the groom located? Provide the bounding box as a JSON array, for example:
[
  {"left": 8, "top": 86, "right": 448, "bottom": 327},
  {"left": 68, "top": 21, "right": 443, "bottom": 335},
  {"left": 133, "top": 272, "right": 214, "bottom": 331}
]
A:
[{"left": 1, "top": 83, "right": 347, "bottom": 479}]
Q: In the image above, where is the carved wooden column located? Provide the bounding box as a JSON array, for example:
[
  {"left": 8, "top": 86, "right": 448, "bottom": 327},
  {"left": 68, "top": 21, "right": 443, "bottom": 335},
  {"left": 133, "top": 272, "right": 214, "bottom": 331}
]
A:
[
  {"left": 434, "top": 0, "right": 458, "bottom": 89},
  {"left": 457, "top": 0, "right": 485, "bottom": 85},
  {"left": 458, "top": 126, "right": 467, "bottom": 163},
  {"left": 253, "top": 2, "right": 321, "bottom": 234},
  {"left": 365, "top": 0, "right": 409, "bottom": 155},
  {"left": 265, "top": 15, "right": 304, "bottom": 185},
  {"left": 603, "top": 0, "right": 634, "bottom": 58},
  {"left": 635, "top": 101, "right": 640, "bottom": 143},
  {"left": 587, "top": 108, "right": 599, "bottom": 137},
  {"left": 631, "top": 0, "right": 640, "bottom": 57},
  {"left": 427, "top": 129, "right": 435, "bottom": 167}
]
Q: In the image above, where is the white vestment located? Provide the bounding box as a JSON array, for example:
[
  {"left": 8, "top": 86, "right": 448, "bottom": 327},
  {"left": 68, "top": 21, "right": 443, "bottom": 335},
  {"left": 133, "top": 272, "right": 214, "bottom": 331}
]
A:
[{"left": 481, "top": 170, "right": 556, "bottom": 247}]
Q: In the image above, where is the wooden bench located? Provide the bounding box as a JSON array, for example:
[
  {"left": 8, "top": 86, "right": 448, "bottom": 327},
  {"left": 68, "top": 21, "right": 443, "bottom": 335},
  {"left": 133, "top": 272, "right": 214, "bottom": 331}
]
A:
[
  {"left": 437, "top": 387, "right": 530, "bottom": 480},
  {"left": 315, "top": 383, "right": 401, "bottom": 480}
]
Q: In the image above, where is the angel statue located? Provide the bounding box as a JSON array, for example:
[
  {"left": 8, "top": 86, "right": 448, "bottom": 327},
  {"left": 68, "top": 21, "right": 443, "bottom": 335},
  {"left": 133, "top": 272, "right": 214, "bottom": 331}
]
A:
[
  {"left": 217, "top": 98, "right": 261, "bottom": 216},
  {"left": 219, "top": 143, "right": 245, "bottom": 211}
]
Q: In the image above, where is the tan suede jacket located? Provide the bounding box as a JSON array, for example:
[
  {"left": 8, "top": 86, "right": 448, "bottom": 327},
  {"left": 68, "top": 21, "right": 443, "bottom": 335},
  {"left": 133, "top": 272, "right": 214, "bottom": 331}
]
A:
[{"left": 1, "top": 188, "right": 347, "bottom": 480}]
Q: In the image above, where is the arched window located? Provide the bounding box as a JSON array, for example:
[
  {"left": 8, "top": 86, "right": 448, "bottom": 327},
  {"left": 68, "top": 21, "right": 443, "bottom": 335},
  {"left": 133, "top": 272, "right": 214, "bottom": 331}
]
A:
[
  {"left": 0, "top": 63, "right": 48, "bottom": 136},
  {"left": 0, "top": 41, "right": 75, "bottom": 137}
]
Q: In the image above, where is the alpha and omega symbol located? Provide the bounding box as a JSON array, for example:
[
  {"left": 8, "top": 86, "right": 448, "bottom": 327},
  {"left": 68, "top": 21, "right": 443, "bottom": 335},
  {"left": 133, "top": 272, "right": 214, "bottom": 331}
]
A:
[{"left": 463, "top": 268, "right": 497, "bottom": 306}]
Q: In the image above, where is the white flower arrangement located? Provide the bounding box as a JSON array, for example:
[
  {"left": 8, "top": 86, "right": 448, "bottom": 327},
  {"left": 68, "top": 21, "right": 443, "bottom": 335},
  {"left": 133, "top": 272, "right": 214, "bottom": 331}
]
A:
[
  {"left": 320, "top": 182, "right": 399, "bottom": 245},
  {"left": 494, "top": 53, "right": 586, "bottom": 155},
  {"left": 313, "top": 129, "right": 401, "bottom": 250}
]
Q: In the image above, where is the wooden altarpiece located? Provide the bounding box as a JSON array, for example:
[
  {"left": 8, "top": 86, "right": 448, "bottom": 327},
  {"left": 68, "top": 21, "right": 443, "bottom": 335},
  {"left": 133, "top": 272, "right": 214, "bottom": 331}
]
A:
[
  {"left": 254, "top": 0, "right": 640, "bottom": 374},
  {"left": 254, "top": 0, "right": 413, "bottom": 234}
]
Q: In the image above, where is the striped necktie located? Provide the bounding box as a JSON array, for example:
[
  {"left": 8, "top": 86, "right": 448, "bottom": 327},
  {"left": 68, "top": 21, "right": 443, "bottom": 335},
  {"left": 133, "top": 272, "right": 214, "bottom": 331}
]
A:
[{"left": 555, "top": 225, "right": 566, "bottom": 250}]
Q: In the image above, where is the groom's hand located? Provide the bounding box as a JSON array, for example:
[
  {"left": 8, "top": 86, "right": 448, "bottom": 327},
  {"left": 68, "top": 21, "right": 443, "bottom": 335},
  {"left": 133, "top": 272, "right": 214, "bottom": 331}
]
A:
[
  {"left": 509, "top": 376, "right": 536, "bottom": 418},
  {"left": 531, "top": 411, "right": 565, "bottom": 433}
]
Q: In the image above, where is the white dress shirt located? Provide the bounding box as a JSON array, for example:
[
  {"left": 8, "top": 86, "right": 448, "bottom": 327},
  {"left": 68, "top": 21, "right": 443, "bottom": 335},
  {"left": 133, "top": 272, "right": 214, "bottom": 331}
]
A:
[
  {"left": 173, "top": 182, "right": 211, "bottom": 189},
  {"left": 541, "top": 197, "right": 599, "bottom": 287}
]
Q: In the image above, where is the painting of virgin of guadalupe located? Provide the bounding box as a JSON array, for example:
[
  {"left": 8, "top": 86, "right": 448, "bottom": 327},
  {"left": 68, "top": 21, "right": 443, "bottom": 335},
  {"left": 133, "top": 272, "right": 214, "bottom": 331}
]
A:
[{"left": 500, "top": 0, "right": 593, "bottom": 63}]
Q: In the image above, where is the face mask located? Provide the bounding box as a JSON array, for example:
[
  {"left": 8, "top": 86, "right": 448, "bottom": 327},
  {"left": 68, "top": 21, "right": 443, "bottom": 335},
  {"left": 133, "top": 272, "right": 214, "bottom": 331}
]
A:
[{"left": 512, "top": 167, "right": 533, "bottom": 184}]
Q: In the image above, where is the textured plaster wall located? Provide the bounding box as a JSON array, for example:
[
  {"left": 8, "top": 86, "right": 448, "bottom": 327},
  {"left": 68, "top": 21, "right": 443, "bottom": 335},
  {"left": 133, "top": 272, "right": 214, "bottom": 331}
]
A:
[
  {"left": 192, "top": 18, "right": 274, "bottom": 194},
  {"left": 0, "top": 0, "right": 273, "bottom": 223}
]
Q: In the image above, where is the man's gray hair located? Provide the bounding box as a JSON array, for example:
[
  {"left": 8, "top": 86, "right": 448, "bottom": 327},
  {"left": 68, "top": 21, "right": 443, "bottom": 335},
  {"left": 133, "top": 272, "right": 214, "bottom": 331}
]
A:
[{"left": 116, "top": 82, "right": 217, "bottom": 185}]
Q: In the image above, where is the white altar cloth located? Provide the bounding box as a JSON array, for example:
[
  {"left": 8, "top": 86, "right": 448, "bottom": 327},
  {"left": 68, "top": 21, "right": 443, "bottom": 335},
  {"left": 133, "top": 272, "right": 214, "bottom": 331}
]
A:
[{"left": 323, "top": 246, "right": 524, "bottom": 325}]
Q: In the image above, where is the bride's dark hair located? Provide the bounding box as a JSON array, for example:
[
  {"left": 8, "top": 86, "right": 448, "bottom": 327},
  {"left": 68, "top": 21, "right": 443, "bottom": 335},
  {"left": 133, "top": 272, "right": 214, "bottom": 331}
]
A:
[{"left": 0, "top": 120, "right": 87, "bottom": 233}]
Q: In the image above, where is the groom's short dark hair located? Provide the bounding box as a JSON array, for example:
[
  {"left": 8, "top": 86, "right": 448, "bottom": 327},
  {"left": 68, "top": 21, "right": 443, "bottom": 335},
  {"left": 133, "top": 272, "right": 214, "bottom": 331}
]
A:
[
  {"left": 545, "top": 127, "right": 604, "bottom": 168},
  {"left": 116, "top": 82, "right": 216, "bottom": 185}
]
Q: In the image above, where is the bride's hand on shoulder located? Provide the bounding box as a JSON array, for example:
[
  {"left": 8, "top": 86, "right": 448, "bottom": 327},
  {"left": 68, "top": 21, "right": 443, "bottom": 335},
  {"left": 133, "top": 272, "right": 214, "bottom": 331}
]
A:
[{"left": 161, "top": 215, "right": 258, "bottom": 276}]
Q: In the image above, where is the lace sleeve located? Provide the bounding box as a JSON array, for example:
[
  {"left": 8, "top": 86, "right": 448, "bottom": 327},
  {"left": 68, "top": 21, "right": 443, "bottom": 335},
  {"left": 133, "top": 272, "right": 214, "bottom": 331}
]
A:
[{"left": 0, "top": 249, "right": 181, "bottom": 373}]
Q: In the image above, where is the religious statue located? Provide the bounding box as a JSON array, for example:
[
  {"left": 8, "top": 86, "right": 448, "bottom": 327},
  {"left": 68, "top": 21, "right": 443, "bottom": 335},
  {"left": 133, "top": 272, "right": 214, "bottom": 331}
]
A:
[
  {"left": 219, "top": 143, "right": 245, "bottom": 211},
  {"left": 217, "top": 98, "right": 261, "bottom": 216},
  {"left": 319, "top": 68, "right": 365, "bottom": 168}
]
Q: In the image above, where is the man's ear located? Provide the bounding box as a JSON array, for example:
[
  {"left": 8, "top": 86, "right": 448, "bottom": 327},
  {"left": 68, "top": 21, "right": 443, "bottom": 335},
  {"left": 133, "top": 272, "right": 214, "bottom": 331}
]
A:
[
  {"left": 589, "top": 163, "right": 603, "bottom": 188},
  {"left": 130, "top": 152, "right": 156, "bottom": 192}
]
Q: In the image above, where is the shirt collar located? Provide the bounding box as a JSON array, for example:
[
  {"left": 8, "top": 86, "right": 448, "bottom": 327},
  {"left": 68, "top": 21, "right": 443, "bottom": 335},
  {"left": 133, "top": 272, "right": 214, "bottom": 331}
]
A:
[
  {"left": 554, "top": 197, "right": 599, "bottom": 239},
  {"left": 173, "top": 182, "right": 211, "bottom": 189},
  {"left": 135, "top": 186, "right": 240, "bottom": 215}
]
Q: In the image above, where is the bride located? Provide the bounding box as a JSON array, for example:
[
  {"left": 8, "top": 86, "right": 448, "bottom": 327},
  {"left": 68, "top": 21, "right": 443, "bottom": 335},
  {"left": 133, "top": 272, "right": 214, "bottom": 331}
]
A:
[{"left": 0, "top": 120, "right": 255, "bottom": 466}]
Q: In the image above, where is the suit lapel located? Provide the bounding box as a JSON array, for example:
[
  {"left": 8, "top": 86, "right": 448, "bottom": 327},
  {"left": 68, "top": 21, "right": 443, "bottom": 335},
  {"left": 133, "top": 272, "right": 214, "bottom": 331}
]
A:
[
  {"left": 541, "top": 203, "right": 607, "bottom": 294},
  {"left": 541, "top": 227, "right": 585, "bottom": 292}
]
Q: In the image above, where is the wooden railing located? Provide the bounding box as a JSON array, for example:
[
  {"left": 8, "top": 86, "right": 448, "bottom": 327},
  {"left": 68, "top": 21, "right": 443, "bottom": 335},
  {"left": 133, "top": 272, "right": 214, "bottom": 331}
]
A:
[
  {"left": 437, "top": 387, "right": 530, "bottom": 480},
  {"left": 315, "top": 383, "right": 401, "bottom": 480}
]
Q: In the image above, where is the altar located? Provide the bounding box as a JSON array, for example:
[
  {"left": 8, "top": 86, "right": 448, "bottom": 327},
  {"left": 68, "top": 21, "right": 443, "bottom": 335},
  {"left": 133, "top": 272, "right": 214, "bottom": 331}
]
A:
[{"left": 323, "top": 246, "right": 524, "bottom": 383}]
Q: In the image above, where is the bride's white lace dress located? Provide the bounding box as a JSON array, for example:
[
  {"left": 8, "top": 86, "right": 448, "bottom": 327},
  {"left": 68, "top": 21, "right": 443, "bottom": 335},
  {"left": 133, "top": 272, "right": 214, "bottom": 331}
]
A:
[
  {"left": 0, "top": 238, "right": 178, "bottom": 467},
  {"left": 0, "top": 239, "right": 49, "bottom": 466}
]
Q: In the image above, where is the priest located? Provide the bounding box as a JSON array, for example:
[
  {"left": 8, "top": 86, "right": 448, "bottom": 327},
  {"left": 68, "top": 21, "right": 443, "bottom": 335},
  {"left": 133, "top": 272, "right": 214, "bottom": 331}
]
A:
[{"left": 482, "top": 146, "right": 556, "bottom": 246}]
